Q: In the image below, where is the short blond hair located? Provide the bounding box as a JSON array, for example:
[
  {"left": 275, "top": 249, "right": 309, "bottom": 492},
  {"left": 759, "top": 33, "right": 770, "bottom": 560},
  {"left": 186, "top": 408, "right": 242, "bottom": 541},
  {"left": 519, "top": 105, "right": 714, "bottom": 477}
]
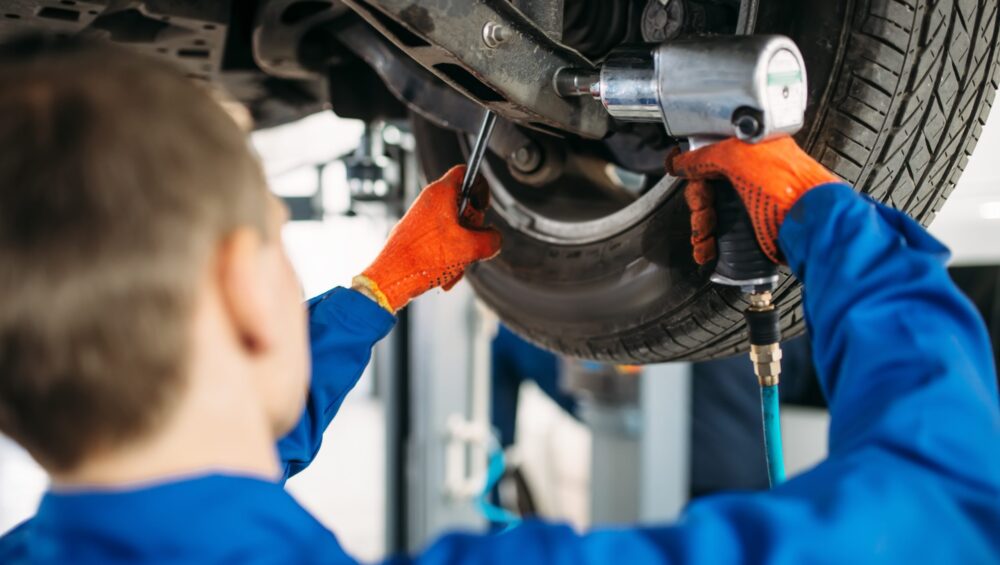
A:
[{"left": 0, "top": 36, "right": 269, "bottom": 472}]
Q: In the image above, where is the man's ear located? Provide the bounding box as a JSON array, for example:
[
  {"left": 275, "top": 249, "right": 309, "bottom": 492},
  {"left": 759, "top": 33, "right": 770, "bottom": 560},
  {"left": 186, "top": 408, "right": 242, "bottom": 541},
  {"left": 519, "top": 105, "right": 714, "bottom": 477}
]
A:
[{"left": 216, "top": 227, "right": 273, "bottom": 354}]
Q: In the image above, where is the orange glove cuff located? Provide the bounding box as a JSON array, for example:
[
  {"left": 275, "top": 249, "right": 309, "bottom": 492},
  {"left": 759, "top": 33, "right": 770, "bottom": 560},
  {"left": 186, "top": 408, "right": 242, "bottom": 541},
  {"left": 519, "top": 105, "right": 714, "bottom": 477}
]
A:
[{"left": 351, "top": 274, "right": 394, "bottom": 312}]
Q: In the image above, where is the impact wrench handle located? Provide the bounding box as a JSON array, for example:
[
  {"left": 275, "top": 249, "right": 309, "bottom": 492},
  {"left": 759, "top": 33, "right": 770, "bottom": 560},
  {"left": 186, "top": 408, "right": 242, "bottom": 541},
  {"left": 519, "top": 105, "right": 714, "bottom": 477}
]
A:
[
  {"left": 712, "top": 180, "right": 779, "bottom": 286},
  {"left": 710, "top": 180, "right": 786, "bottom": 486}
]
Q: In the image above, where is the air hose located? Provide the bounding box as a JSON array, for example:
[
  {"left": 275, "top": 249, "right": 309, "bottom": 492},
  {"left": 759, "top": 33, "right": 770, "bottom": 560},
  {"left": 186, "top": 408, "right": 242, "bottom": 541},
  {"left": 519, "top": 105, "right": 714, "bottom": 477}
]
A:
[
  {"left": 761, "top": 384, "right": 786, "bottom": 485},
  {"left": 477, "top": 435, "right": 521, "bottom": 529},
  {"left": 746, "top": 292, "right": 786, "bottom": 486},
  {"left": 711, "top": 181, "right": 787, "bottom": 487}
]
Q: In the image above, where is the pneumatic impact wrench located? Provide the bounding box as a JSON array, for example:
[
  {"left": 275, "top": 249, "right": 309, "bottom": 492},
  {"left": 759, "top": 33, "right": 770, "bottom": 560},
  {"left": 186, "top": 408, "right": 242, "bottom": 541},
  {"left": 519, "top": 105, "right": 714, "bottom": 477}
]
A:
[{"left": 555, "top": 35, "right": 808, "bottom": 486}]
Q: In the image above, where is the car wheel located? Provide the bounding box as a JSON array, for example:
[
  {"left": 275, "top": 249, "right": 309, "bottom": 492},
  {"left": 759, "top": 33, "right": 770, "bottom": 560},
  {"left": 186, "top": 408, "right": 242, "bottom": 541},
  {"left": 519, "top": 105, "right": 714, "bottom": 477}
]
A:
[{"left": 414, "top": 0, "right": 1000, "bottom": 362}]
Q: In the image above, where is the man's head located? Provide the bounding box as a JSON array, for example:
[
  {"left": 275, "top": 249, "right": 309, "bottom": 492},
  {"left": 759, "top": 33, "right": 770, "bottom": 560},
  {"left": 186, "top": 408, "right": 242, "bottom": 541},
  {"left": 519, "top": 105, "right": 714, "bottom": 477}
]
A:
[{"left": 0, "top": 37, "right": 310, "bottom": 474}]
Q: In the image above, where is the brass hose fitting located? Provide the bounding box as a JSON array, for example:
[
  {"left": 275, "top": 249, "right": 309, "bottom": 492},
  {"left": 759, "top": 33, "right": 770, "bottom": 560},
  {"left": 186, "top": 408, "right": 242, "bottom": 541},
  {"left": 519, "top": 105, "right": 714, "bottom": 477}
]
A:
[
  {"left": 750, "top": 343, "right": 782, "bottom": 387},
  {"left": 745, "top": 290, "right": 782, "bottom": 387}
]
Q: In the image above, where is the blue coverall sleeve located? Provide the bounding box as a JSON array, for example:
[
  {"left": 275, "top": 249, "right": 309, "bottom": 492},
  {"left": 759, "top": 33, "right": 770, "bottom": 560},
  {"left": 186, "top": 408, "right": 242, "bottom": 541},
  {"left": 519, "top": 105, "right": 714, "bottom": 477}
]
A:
[
  {"left": 277, "top": 287, "right": 395, "bottom": 481},
  {"left": 402, "top": 183, "right": 1000, "bottom": 564}
]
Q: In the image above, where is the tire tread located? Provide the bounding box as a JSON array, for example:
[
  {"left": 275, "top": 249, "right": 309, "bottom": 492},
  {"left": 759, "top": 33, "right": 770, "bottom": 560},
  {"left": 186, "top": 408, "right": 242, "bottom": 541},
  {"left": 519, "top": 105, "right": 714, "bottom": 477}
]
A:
[{"left": 624, "top": 0, "right": 999, "bottom": 362}]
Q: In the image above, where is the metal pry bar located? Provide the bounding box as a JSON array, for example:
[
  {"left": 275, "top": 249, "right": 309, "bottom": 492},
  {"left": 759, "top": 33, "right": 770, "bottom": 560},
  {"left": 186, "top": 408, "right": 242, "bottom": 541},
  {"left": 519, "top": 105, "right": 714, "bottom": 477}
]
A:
[{"left": 457, "top": 110, "right": 497, "bottom": 219}]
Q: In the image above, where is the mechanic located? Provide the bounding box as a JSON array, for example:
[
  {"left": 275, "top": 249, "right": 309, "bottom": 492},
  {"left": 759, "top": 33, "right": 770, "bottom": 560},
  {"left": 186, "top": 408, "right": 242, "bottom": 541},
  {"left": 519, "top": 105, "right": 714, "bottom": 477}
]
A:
[{"left": 1, "top": 38, "right": 998, "bottom": 564}]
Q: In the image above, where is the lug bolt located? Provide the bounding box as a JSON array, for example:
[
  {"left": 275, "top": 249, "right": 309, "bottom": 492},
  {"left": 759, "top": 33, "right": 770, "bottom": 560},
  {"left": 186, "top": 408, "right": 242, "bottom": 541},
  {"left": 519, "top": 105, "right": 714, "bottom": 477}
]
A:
[{"left": 482, "top": 22, "right": 510, "bottom": 48}]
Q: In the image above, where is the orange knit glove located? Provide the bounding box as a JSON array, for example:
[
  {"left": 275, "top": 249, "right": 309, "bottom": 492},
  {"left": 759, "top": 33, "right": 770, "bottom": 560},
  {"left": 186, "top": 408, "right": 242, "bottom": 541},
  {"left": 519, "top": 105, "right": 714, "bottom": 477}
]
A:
[
  {"left": 669, "top": 136, "right": 840, "bottom": 264},
  {"left": 352, "top": 165, "right": 502, "bottom": 313}
]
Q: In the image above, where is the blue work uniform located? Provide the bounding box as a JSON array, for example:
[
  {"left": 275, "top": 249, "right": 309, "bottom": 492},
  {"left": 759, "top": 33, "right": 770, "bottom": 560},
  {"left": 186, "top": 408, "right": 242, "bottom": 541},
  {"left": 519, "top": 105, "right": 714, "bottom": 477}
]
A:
[{"left": 2, "top": 183, "right": 998, "bottom": 563}]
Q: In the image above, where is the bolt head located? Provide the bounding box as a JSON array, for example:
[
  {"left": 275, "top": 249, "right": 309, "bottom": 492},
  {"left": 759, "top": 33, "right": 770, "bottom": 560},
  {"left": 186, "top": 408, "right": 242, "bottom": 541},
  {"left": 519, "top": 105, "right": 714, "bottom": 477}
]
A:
[
  {"left": 513, "top": 147, "right": 530, "bottom": 164},
  {"left": 508, "top": 142, "right": 542, "bottom": 173},
  {"left": 482, "top": 22, "right": 510, "bottom": 48}
]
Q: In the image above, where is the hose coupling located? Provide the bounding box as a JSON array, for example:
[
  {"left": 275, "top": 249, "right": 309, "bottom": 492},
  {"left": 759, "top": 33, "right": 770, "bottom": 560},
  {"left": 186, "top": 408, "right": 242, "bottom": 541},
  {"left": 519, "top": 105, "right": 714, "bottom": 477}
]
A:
[
  {"left": 748, "top": 290, "right": 773, "bottom": 310},
  {"left": 750, "top": 343, "right": 782, "bottom": 387},
  {"left": 744, "top": 290, "right": 782, "bottom": 387}
]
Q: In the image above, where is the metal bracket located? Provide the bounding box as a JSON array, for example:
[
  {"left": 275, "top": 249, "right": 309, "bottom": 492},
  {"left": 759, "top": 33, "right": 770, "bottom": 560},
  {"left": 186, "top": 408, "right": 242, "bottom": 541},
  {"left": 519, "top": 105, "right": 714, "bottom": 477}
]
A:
[
  {"left": 443, "top": 415, "right": 491, "bottom": 500},
  {"left": 340, "top": 0, "right": 610, "bottom": 139}
]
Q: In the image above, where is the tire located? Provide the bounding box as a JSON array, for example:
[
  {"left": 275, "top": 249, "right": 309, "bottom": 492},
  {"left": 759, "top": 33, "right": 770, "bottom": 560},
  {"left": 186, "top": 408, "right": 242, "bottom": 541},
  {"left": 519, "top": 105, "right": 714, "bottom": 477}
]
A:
[{"left": 414, "top": 0, "right": 1000, "bottom": 362}]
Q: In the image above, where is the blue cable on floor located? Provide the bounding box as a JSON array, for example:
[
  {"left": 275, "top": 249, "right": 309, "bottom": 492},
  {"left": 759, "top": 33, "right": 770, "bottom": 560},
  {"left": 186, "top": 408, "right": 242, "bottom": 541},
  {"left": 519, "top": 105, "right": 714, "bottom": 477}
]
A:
[
  {"left": 760, "top": 384, "right": 786, "bottom": 486},
  {"left": 477, "top": 438, "right": 521, "bottom": 529}
]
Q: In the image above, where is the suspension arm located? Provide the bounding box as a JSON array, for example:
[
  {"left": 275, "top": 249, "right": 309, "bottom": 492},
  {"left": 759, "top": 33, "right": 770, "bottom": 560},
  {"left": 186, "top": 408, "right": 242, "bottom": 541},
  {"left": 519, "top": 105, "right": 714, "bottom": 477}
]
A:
[{"left": 340, "top": 0, "right": 611, "bottom": 139}]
